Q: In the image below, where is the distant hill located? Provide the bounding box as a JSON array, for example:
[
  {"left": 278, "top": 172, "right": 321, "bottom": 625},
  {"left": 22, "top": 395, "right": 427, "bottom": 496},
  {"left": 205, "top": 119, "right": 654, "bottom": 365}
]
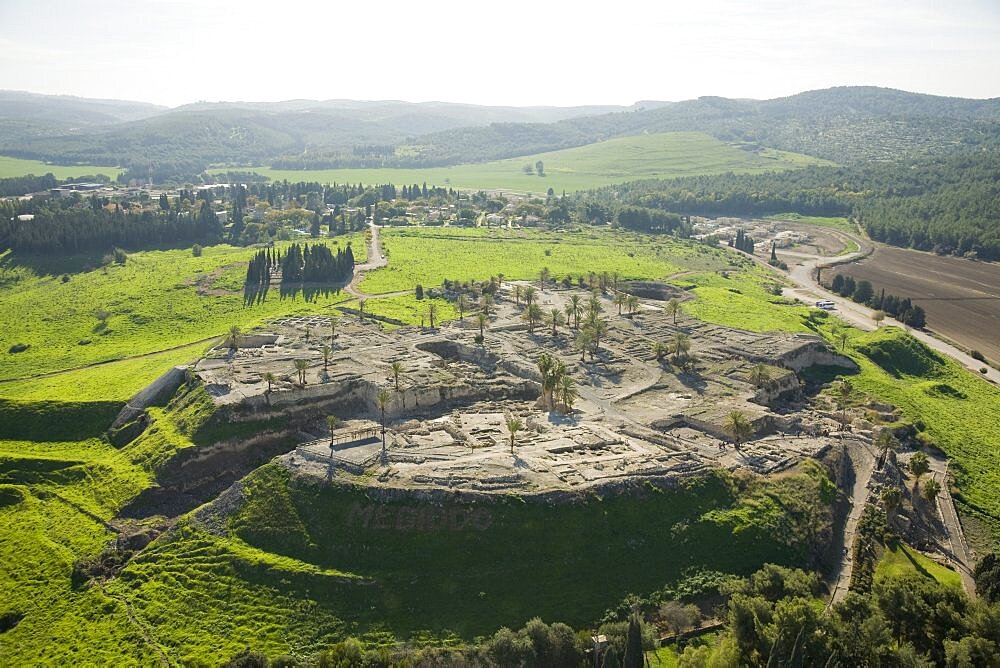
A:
[
  {"left": 404, "top": 87, "right": 1000, "bottom": 166},
  {"left": 0, "top": 87, "right": 997, "bottom": 179}
]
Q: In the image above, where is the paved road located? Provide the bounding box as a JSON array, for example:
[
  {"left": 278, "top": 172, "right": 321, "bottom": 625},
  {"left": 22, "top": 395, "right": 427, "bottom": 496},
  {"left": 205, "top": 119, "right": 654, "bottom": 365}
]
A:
[{"left": 748, "top": 232, "right": 1000, "bottom": 385}]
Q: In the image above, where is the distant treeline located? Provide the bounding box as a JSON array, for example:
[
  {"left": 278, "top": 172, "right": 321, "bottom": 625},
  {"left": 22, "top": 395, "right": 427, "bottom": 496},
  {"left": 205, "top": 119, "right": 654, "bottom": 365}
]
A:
[
  {"left": 0, "top": 172, "right": 113, "bottom": 197},
  {"left": 590, "top": 145, "right": 1000, "bottom": 260},
  {"left": 0, "top": 205, "right": 222, "bottom": 253}
]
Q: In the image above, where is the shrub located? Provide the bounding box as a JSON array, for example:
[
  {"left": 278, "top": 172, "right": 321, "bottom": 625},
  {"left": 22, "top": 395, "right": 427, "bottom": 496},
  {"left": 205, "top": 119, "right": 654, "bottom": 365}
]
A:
[
  {"left": 192, "top": 244, "right": 203, "bottom": 257},
  {"left": 970, "top": 350, "right": 986, "bottom": 362},
  {"left": 981, "top": 367, "right": 989, "bottom": 375},
  {"left": 415, "top": 284, "right": 424, "bottom": 299},
  {"left": 7, "top": 343, "right": 29, "bottom": 353}
]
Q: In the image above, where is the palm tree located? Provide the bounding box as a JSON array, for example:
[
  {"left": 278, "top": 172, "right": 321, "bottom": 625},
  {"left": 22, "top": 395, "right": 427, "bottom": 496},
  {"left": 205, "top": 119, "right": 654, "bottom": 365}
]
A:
[
  {"left": 559, "top": 375, "right": 577, "bottom": 412},
  {"left": 523, "top": 286, "right": 537, "bottom": 307},
  {"left": 539, "top": 267, "right": 550, "bottom": 289},
  {"left": 428, "top": 302, "right": 438, "bottom": 329},
  {"left": 481, "top": 293, "right": 495, "bottom": 315},
  {"left": 329, "top": 316, "right": 338, "bottom": 344},
  {"left": 228, "top": 325, "right": 241, "bottom": 350},
  {"left": 263, "top": 371, "right": 276, "bottom": 393},
  {"left": 376, "top": 387, "right": 391, "bottom": 457},
  {"left": 576, "top": 327, "right": 595, "bottom": 362},
  {"left": 724, "top": 410, "right": 754, "bottom": 449},
  {"left": 651, "top": 340, "right": 669, "bottom": 363},
  {"left": 513, "top": 284, "right": 522, "bottom": 305},
  {"left": 537, "top": 353, "right": 555, "bottom": 407},
  {"left": 293, "top": 359, "right": 309, "bottom": 385},
  {"left": 671, "top": 333, "right": 691, "bottom": 366},
  {"left": 358, "top": 298, "right": 367, "bottom": 321},
  {"left": 587, "top": 294, "right": 603, "bottom": 318},
  {"left": 547, "top": 308, "right": 564, "bottom": 337},
  {"left": 304, "top": 326, "right": 311, "bottom": 342},
  {"left": 666, "top": 298, "right": 681, "bottom": 325},
  {"left": 881, "top": 486, "right": 902, "bottom": 518},
  {"left": 457, "top": 294, "right": 469, "bottom": 320},
  {"left": 476, "top": 311, "right": 487, "bottom": 340},
  {"left": 747, "top": 363, "right": 772, "bottom": 388},
  {"left": 584, "top": 316, "right": 609, "bottom": 358},
  {"left": 875, "top": 429, "right": 897, "bottom": 466},
  {"left": 909, "top": 451, "right": 930, "bottom": 492},
  {"left": 496, "top": 273, "right": 504, "bottom": 289},
  {"left": 922, "top": 478, "right": 941, "bottom": 505},
  {"left": 835, "top": 379, "right": 853, "bottom": 429},
  {"left": 615, "top": 292, "right": 626, "bottom": 315},
  {"left": 505, "top": 414, "right": 523, "bottom": 455},
  {"left": 838, "top": 331, "right": 849, "bottom": 351},
  {"left": 524, "top": 303, "right": 543, "bottom": 333},
  {"left": 390, "top": 361, "right": 402, "bottom": 391},
  {"left": 322, "top": 345, "right": 332, "bottom": 370},
  {"left": 567, "top": 295, "right": 583, "bottom": 329},
  {"left": 327, "top": 415, "right": 339, "bottom": 449},
  {"left": 626, "top": 294, "right": 640, "bottom": 317}
]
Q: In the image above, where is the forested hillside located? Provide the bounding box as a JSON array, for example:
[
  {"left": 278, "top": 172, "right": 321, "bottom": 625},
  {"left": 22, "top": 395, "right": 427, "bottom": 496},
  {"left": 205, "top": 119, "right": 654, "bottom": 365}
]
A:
[
  {"left": 3, "top": 87, "right": 997, "bottom": 178},
  {"left": 590, "top": 142, "right": 1000, "bottom": 260}
]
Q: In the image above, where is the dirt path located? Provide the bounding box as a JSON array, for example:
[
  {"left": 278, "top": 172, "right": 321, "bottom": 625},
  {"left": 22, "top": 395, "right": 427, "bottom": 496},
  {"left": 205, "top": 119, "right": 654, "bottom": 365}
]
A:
[
  {"left": 829, "top": 441, "right": 876, "bottom": 604},
  {"left": 95, "top": 580, "right": 170, "bottom": 666},
  {"left": 344, "top": 222, "right": 390, "bottom": 299},
  {"left": 742, "top": 234, "right": 1000, "bottom": 385}
]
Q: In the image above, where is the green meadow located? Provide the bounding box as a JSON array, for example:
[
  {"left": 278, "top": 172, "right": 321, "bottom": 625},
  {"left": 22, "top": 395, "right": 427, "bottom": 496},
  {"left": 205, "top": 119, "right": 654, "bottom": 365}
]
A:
[
  {"left": 0, "top": 155, "right": 123, "bottom": 180},
  {"left": 0, "top": 235, "right": 365, "bottom": 388},
  {"left": 212, "top": 132, "right": 830, "bottom": 194}
]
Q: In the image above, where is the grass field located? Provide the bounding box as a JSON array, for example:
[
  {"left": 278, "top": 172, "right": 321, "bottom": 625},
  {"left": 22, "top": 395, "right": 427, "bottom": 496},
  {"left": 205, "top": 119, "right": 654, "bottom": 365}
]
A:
[
  {"left": 875, "top": 541, "right": 962, "bottom": 589},
  {"left": 361, "top": 226, "right": 738, "bottom": 295},
  {"left": 210, "top": 133, "right": 830, "bottom": 194},
  {"left": 0, "top": 236, "right": 365, "bottom": 389},
  {"left": 767, "top": 213, "right": 856, "bottom": 233},
  {"left": 0, "top": 155, "right": 123, "bottom": 180}
]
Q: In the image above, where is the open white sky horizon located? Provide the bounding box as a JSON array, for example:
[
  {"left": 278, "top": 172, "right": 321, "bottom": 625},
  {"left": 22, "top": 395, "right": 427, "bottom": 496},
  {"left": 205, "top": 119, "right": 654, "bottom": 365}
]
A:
[{"left": 1, "top": 0, "right": 998, "bottom": 108}]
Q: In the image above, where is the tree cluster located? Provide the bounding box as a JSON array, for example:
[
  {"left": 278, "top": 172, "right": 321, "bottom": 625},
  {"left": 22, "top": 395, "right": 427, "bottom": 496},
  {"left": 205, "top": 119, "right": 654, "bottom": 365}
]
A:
[
  {"left": 830, "top": 273, "right": 926, "bottom": 328},
  {"left": 729, "top": 228, "right": 756, "bottom": 254},
  {"left": 279, "top": 242, "right": 355, "bottom": 284}
]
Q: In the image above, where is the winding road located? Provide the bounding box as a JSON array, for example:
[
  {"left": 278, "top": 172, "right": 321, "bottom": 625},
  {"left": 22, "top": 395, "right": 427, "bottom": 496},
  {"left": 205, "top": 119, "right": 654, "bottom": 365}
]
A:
[{"left": 750, "top": 229, "right": 1000, "bottom": 385}]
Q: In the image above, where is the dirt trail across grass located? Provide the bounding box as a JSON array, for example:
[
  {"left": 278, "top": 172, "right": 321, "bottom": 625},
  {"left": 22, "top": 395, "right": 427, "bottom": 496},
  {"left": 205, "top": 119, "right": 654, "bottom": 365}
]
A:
[
  {"left": 0, "top": 337, "right": 217, "bottom": 386},
  {"left": 344, "top": 222, "right": 398, "bottom": 298}
]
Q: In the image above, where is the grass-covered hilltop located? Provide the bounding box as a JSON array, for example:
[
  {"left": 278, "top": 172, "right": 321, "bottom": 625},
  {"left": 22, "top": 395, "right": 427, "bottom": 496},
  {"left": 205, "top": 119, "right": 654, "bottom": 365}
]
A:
[{"left": 1, "top": 84, "right": 1000, "bottom": 666}]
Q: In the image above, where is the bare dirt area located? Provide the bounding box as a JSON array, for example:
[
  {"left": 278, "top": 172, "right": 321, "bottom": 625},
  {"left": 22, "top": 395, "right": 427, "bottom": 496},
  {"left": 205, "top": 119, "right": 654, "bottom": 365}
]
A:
[{"left": 825, "top": 246, "right": 1000, "bottom": 364}]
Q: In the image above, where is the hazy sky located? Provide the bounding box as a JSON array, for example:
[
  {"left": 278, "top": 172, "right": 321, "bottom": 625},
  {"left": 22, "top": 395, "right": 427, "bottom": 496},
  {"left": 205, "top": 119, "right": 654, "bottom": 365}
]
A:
[{"left": 1, "top": 0, "right": 998, "bottom": 107}]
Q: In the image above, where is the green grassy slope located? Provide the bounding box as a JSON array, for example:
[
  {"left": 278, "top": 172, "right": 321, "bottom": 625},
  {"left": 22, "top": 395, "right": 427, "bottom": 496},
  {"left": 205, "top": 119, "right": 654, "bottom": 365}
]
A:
[
  {"left": 0, "top": 236, "right": 365, "bottom": 392},
  {"left": 212, "top": 132, "right": 830, "bottom": 194},
  {"left": 0, "top": 155, "right": 123, "bottom": 180}
]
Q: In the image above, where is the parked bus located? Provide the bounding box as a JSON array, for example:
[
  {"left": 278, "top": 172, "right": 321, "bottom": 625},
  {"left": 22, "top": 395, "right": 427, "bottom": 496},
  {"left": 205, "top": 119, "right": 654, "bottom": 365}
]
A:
[{"left": 815, "top": 300, "right": 836, "bottom": 310}]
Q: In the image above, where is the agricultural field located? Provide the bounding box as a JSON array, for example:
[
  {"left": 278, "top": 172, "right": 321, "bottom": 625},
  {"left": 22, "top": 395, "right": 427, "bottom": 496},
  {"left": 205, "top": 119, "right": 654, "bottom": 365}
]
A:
[
  {"left": 765, "top": 213, "right": 856, "bottom": 234},
  {"left": 0, "top": 155, "right": 123, "bottom": 180},
  {"left": 212, "top": 132, "right": 830, "bottom": 194},
  {"left": 828, "top": 244, "right": 1000, "bottom": 364}
]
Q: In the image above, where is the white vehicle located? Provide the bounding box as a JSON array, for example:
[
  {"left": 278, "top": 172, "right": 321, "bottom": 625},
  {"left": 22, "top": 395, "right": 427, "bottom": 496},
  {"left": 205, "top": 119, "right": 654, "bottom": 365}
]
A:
[{"left": 815, "top": 300, "right": 836, "bottom": 310}]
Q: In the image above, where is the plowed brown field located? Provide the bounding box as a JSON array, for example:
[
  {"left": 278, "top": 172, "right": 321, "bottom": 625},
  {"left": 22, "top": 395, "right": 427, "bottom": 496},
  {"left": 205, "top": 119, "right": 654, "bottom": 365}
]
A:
[{"left": 824, "top": 245, "right": 1000, "bottom": 364}]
